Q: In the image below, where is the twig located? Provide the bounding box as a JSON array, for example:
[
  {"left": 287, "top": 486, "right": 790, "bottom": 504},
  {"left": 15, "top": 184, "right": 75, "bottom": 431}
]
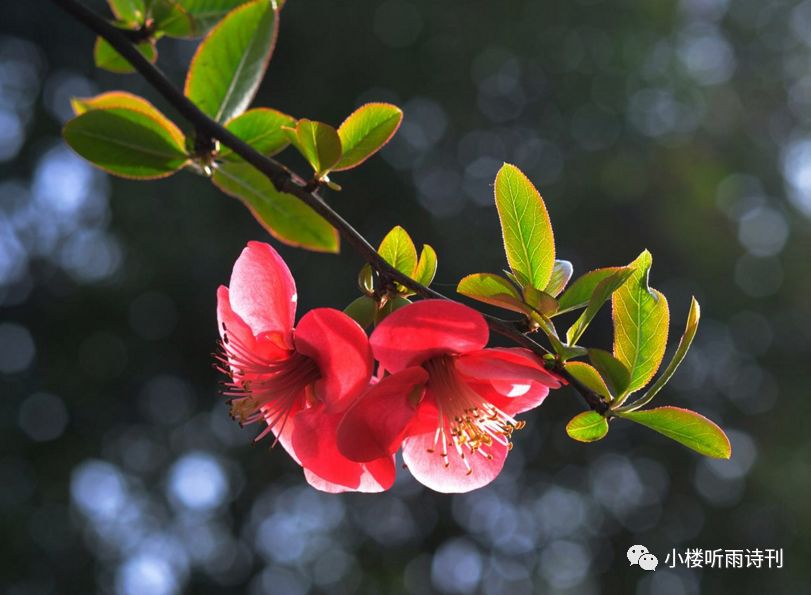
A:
[{"left": 49, "top": 0, "right": 609, "bottom": 415}]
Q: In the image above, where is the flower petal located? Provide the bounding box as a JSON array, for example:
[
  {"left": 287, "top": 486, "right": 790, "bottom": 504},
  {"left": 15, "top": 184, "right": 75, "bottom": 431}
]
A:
[
  {"left": 228, "top": 241, "right": 297, "bottom": 340},
  {"left": 456, "top": 347, "right": 562, "bottom": 388},
  {"left": 217, "top": 286, "right": 290, "bottom": 364},
  {"left": 401, "top": 431, "right": 509, "bottom": 493},
  {"left": 475, "top": 380, "right": 552, "bottom": 415},
  {"left": 294, "top": 308, "right": 373, "bottom": 410},
  {"left": 303, "top": 465, "right": 394, "bottom": 494},
  {"left": 337, "top": 367, "right": 428, "bottom": 462},
  {"left": 371, "top": 300, "right": 489, "bottom": 372},
  {"left": 289, "top": 406, "right": 395, "bottom": 491}
]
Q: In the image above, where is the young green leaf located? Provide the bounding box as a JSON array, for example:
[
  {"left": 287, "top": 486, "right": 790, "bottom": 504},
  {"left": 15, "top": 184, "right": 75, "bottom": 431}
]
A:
[
  {"left": 334, "top": 103, "right": 403, "bottom": 171},
  {"left": 212, "top": 159, "right": 339, "bottom": 252},
  {"left": 344, "top": 295, "right": 377, "bottom": 330},
  {"left": 617, "top": 406, "right": 731, "bottom": 459},
  {"left": 612, "top": 250, "right": 670, "bottom": 399},
  {"left": 70, "top": 91, "right": 184, "bottom": 140},
  {"left": 414, "top": 244, "right": 438, "bottom": 287},
  {"left": 107, "top": 0, "right": 146, "bottom": 24},
  {"left": 494, "top": 163, "right": 555, "bottom": 290},
  {"left": 155, "top": 0, "right": 253, "bottom": 38},
  {"left": 94, "top": 37, "right": 157, "bottom": 74},
  {"left": 283, "top": 119, "right": 342, "bottom": 178},
  {"left": 63, "top": 107, "right": 188, "bottom": 179},
  {"left": 617, "top": 298, "right": 701, "bottom": 412},
  {"left": 184, "top": 0, "right": 278, "bottom": 122},
  {"left": 545, "top": 259, "right": 573, "bottom": 297},
  {"left": 564, "top": 361, "right": 612, "bottom": 400},
  {"left": 556, "top": 266, "right": 625, "bottom": 315},
  {"left": 522, "top": 285, "right": 558, "bottom": 316},
  {"left": 588, "top": 348, "right": 630, "bottom": 397},
  {"left": 378, "top": 226, "right": 418, "bottom": 276},
  {"left": 565, "top": 268, "right": 634, "bottom": 345},
  {"left": 219, "top": 108, "right": 294, "bottom": 160},
  {"left": 457, "top": 273, "right": 530, "bottom": 315},
  {"left": 566, "top": 411, "right": 609, "bottom": 443}
]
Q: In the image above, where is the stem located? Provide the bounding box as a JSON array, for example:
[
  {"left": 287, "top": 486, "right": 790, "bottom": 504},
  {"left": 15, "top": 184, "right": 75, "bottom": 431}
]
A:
[{"left": 49, "top": 0, "right": 609, "bottom": 416}]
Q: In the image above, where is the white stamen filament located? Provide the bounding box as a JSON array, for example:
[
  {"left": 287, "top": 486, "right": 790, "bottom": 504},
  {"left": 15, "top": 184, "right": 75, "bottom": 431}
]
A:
[{"left": 423, "top": 356, "right": 525, "bottom": 475}]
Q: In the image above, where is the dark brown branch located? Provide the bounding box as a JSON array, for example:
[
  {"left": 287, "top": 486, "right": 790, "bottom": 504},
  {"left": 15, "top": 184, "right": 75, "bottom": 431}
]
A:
[{"left": 50, "top": 0, "right": 609, "bottom": 416}]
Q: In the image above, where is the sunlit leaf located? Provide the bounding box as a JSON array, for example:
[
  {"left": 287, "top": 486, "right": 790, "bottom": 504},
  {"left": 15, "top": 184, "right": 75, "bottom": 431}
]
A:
[
  {"left": 63, "top": 107, "right": 188, "bottom": 179},
  {"left": 94, "top": 37, "right": 156, "bottom": 74},
  {"left": 545, "top": 259, "right": 573, "bottom": 297},
  {"left": 612, "top": 250, "right": 670, "bottom": 399},
  {"left": 588, "top": 348, "right": 630, "bottom": 397},
  {"left": 155, "top": 0, "right": 254, "bottom": 37},
  {"left": 566, "top": 411, "right": 609, "bottom": 443},
  {"left": 184, "top": 0, "right": 278, "bottom": 122},
  {"left": 565, "top": 268, "right": 634, "bottom": 345},
  {"left": 522, "top": 285, "right": 558, "bottom": 316},
  {"left": 414, "top": 244, "right": 438, "bottom": 287},
  {"left": 70, "top": 91, "right": 184, "bottom": 143},
  {"left": 618, "top": 406, "right": 731, "bottom": 459},
  {"left": 220, "top": 108, "right": 294, "bottom": 160},
  {"left": 619, "top": 297, "right": 701, "bottom": 412},
  {"left": 107, "top": 0, "right": 146, "bottom": 24},
  {"left": 564, "top": 361, "right": 612, "bottom": 400},
  {"left": 334, "top": 103, "right": 402, "bottom": 171},
  {"left": 378, "top": 226, "right": 418, "bottom": 276},
  {"left": 283, "top": 119, "right": 342, "bottom": 178},
  {"left": 494, "top": 163, "right": 555, "bottom": 290},
  {"left": 212, "top": 159, "right": 339, "bottom": 252},
  {"left": 556, "top": 266, "right": 625, "bottom": 315},
  {"left": 457, "top": 273, "right": 530, "bottom": 315}
]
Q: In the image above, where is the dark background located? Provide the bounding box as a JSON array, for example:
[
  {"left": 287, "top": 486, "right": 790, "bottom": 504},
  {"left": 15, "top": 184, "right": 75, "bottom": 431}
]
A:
[{"left": 2, "top": 0, "right": 810, "bottom": 593}]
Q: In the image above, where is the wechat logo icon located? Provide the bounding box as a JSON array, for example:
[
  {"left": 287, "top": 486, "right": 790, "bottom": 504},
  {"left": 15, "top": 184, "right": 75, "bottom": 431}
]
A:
[{"left": 628, "top": 545, "right": 658, "bottom": 571}]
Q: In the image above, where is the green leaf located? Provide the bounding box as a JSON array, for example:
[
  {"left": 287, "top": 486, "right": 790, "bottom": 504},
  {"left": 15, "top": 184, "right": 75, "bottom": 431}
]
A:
[
  {"left": 220, "top": 108, "right": 294, "bottom": 160},
  {"left": 70, "top": 91, "right": 184, "bottom": 140},
  {"left": 612, "top": 250, "right": 670, "bottom": 399},
  {"left": 212, "top": 159, "right": 339, "bottom": 252},
  {"left": 378, "top": 226, "right": 418, "bottom": 276},
  {"left": 588, "top": 348, "right": 630, "bottom": 397},
  {"left": 522, "top": 285, "right": 558, "bottom": 316},
  {"left": 94, "top": 37, "right": 156, "bottom": 74},
  {"left": 334, "top": 103, "right": 403, "bottom": 171},
  {"left": 376, "top": 296, "right": 411, "bottom": 325},
  {"left": 457, "top": 273, "right": 530, "bottom": 315},
  {"left": 566, "top": 411, "right": 609, "bottom": 443},
  {"left": 414, "top": 244, "right": 438, "bottom": 287},
  {"left": 556, "top": 267, "right": 625, "bottom": 315},
  {"left": 184, "top": 0, "right": 278, "bottom": 122},
  {"left": 107, "top": 0, "right": 146, "bottom": 24},
  {"left": 358, "top": 264, "right": 376, "bottom": 294},
  {"left": 617, "top": 406, "right": 731, "bottom": 459},
  {"left": 545, "top": 259, "right": 573, "bottom": 297},
  {"left": 344, "top": 295, "right": 377, "bottom": 330},
  {"left": 618, "top": 298, "right": 701, "bottom": 412},
  {"left": 566, "top": 268, "right": 634, "bottom": 345},
  {"left": 63, "top": 107, "right": 188, "bottom": 179},
  {"left": 283, "top": 119, "right": 342, "bottom": 178},
  {"left": 156, "top": 0, "right": 253, "bottom": 37},
  {"left": 564, "top": 361, "right": 612, "bottom": 400},
  {"left": 494, "top": 163, "right": 555, "bottom": 290}
]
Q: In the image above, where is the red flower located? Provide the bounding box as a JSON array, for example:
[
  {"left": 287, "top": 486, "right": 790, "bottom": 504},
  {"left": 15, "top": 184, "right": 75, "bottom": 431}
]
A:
[
  {"left": 216, "top": 242, "right": 394, "bottom": 493},
  {"left": 337, "top": 300, "right": 563, "bottom": 493}
]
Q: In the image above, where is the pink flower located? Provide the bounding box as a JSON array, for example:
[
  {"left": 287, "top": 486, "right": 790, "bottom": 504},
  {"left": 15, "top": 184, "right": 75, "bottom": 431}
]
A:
[
  {"left": 216, "top": 241, "right": 394, "bottom": 493},
  {"left": 337, "top": 300, "right": 563, "bottom": 493}
]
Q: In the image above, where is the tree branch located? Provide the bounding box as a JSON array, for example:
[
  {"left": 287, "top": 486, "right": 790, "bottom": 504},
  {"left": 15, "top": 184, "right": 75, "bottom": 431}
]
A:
[{"left": 49, "top": 0, "right": 609, "bottom": 415}]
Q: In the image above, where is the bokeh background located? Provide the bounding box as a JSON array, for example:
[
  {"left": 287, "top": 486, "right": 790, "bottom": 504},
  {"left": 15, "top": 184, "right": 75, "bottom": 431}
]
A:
[{"left": 2, "top": 0, "right": 810, "bottom": 593}]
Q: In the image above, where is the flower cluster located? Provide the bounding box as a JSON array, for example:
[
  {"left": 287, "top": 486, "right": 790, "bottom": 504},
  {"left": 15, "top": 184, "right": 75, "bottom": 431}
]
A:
[{"left": 216, "top": 242, "right": 562, "bottom": 493}]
